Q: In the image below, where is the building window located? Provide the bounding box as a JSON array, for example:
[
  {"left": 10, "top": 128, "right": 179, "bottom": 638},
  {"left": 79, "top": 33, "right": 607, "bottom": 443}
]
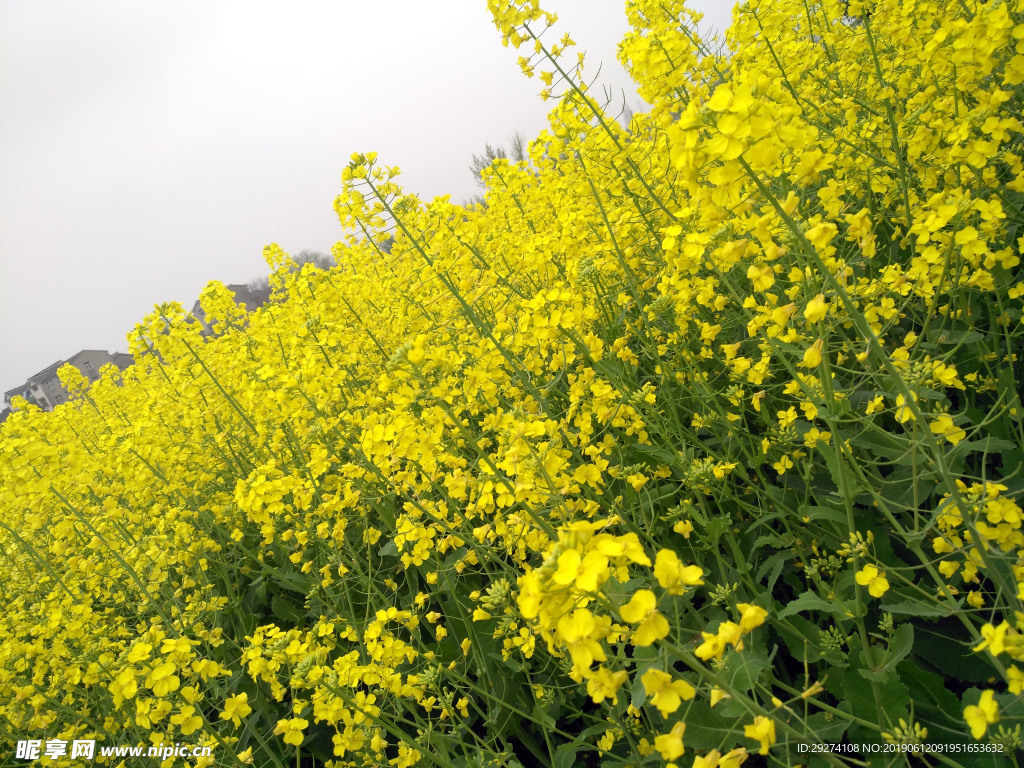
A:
[
  {"left": 46, "top": 379, "right": 58, "bottom": 390},
  {"left": 54, "top": 393, "right": 65, "bottom": 404},
  {"left": 83, "top": 361, "right": 93, "bottom": 371}
]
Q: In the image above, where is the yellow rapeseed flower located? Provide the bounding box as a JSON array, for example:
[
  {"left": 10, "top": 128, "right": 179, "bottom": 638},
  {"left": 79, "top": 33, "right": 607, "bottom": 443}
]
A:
[
  {"left": 556, "top": 609, "right": 607, "bottom": 669},
  {"left": 145, "top": 662, "right": 180, "bottom": 698},
  {"left": 221, "top": 693, "right": 252, "bottom": 727},
  {"left": 640, "top": 669, "right": 696, "bottom": 717},
  {"left": 801, "top": 338, "right": 824, "bottom": 368},
  {"left": 736, "top": 603, "right": 768, "bottom": 633},
  {"left": 274, "top": 718, "right": 308, "bottom": 747},
  {"left": 964, "top": 690, "right": 999, "bottom": 739},
  {"left": 804, "top": 293, "right": 828, "bottom": 323},
  {"left": 620, "top": 589, "right": 670, "bottom": 646},
  {"left": 654, "top": 721, "right": 686, "bottom": 760},
  {"left": 855, "top": 564, "right": 890, "bottom": 598},
  {"left": 805, "top": 222, "right": 838, "bottom": 251},
  {"left": 552, "top": 548, "right": 609, "bottom": 592},
  {"left": 654, "top": 549, "right": 704, "bottom": 594},
  {"left": 586, "top": 666, "right": 629, "bottom": 704},
  {"left": 744, "top": 716, "right": 776, "bottom": 755},
  {"left": 929, "top": 413, "right": 967, "bottom": 445},
  {"left": 974, "top": 621, "right": 1010, "bottom": 656},
  {"left": 747, "top": 264, "right": 775, "bottom": 292},
  {"left": 693, "top": 748, "right": 748, "bottom": 768}
]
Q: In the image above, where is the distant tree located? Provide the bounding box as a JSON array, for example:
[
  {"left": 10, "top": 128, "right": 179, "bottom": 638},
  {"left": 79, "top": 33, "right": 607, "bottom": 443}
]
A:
[
  {"left": 292, "top": 249, "right": 335, "bottom": 269},
  {"left": 248, "top": 249, "right": 334, "bottom": 292},
  {"left": 470, "top": 131, "right": 528, "bottom": 188}
]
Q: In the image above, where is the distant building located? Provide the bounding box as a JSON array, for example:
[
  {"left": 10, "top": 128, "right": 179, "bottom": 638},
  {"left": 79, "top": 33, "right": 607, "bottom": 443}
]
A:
[
  {"left": 3, "top": 350, "right": 133, "bottom": 412},
  {"left": 191, "top": 283, "right": 271, "bottom": 336}
]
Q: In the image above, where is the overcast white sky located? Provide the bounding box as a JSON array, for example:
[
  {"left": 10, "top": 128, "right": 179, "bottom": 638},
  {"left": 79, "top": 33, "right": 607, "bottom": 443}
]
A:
[{"left": 0, "top": 1, "right": 732, "bottom": 398}]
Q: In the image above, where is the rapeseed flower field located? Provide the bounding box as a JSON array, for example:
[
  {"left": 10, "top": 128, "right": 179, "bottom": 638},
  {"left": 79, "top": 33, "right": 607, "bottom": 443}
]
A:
[{"left": 3, "top": 0, "right": 1024, "bottom": 765}]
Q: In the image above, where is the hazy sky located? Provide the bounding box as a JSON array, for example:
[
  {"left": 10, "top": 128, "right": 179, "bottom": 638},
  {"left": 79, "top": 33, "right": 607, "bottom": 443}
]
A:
[{"left": 0, "top": 1, "right": 732, "bottom": 398}]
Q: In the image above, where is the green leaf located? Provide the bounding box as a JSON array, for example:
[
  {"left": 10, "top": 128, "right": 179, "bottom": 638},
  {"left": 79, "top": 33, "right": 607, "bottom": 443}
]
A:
[
  {"left": 777, "top": 591, "right": 851, "bottom": 620},
  {"left": 857, "top": 666, "right": 890, "bottom": 683},
  {"left": 751, "top": 533, "right": 786, "bottom": 552},
  {"left": 674, "top": 703, "right": 733, "bottom": 751},
  {"left": 926, "top": 328, "right": 984, "bottom": 345},
  {"left": 553, "top": 744, "right": 579, "bottom": 768},
  {"left": 913, "top": 619, "right": 996, "bottom": 684},
  {"left": 756, "top": 554, "right": 786, "bottom": 595},
  {"left": 270, "top": 570, "right": 311, "bottom": 595},
  {"left": 602, "top": 575, "right": 643, "bottom": 604},
  {"left": 899, "top": 664, "right": 962, "bottom": 728},
  {"left": 244, "top": 577, "right": 267, "bottom": 611},
  {"left": 631, "top": 443, "right": 681, "bottom": 469},
  {"left": 704, "top": 516, "right": 732, "bottom": 543},
  {"left": 879, "top": 599, "right": 957, "bottom": 617},
  {"left": 848, "top": 427, "right": 910, "bottom": 460},
  {"left": 631, "top": 646, "right": 659, "bottom": 664},
  {"left": 881, "top": 623, "right": 913, "bottom": 671},
  {"left": 630, "top": 675, "right": 647, "bottom": 711},
  {"left": 775, "top": 614, "right": 826, "bottom": 661},
  {"left": 949, "top": 435, "right": 1018, "bottom": 456},
  {"left": 271, "top": 594, "right": 305, "bottom": 625},
  {"left": 530, "top": 702, "right": 556, "bottom": 732},
  {"left": 857, "top": 626, "right": 915, "bottom": 684},
  {"left": 832, "top": 663, "right": 909, "bottom": 727},
  {"left": 803, "top": 712, "right": 850, "bottom": 745},
  {"left": 800, "top": 505, "right": 848, "bottom": 525},
  {"left": 724, "top": 649, "right": 768, "bottom": 692}
]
